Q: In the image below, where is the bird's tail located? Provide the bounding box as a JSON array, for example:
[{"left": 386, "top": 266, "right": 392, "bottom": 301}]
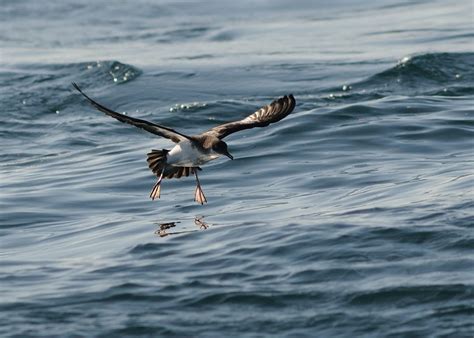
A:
[
  {"left": 147, "top": 149, "right": 201, "bottom": 179},
  {"left": 147, "top": 149, "right": 169, "bottom": 176}
]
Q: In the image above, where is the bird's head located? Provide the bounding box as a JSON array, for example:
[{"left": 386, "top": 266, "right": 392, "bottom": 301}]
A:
[{"left": 213, "top": 140, "right": 233, "bottom": 160}]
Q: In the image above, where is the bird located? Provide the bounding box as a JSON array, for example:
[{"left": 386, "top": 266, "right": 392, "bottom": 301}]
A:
[{"left": 72, "top": 83, "right": 295, "bottom": 204}]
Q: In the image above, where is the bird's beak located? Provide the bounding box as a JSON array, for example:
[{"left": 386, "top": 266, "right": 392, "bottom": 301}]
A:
[{"left": 224, "top": 150, "right": 234, "bottom": 160}]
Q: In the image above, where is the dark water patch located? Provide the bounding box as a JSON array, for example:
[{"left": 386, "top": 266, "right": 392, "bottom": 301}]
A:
[
  {"left": 362, "top": 225, "right": 464, "bottom": 247},
  {"left": 431, "top": 304, "right": 474, "bottom": 318},
  {"left": 428, "top": 85, "right": 474, "bottom": 96},
  {"left": 171, "top": 54, "right": 215, "bottom": 61},
  {"left": 192, "top": 271, "right": 251, "bottom": 282},
  {"left": 182, "top": 290, "right": 327, "bottom": 309},
  {"left": 99, "top": 325, "right": 177, "bottom": 338},
  {"left": 354, "top": 52, "right": 474, "bottom": 96},
  {"left": 209, "top": 29, "right": 239, "bottom": 42},
  {"left": 347, "top": 283, "right": 472, "bottom": 307},
  {"left": 289, "top": 267, "right": 365, "bottom": 284},
  {"left": 441, "top": 236, "right": 474, "bottom": 251},
  {"left": 374, "top": 0, "right": 429, "bottom": 11},
  {"left": 164, "top": 26, "right": 213, "bottom": 42},
  {"left": 96, "top": 25, "right": 217, "bottom": 45},
  {"left": 419, "top": 32, "right": 474, "bottom": 43},
  {"left": 98, "top": 291, "right": 174, "bottom": 303},
  {"left": 396, "top": 126, "right": 474, "bottom": 142}
]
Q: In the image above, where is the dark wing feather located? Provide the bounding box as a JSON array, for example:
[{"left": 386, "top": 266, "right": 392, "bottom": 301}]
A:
[
  {"left": 72, "top": 83, "right": 191, "bottom": 143},
  {"left": 205, "top": 94, "right": 295, "bottom": 139}
]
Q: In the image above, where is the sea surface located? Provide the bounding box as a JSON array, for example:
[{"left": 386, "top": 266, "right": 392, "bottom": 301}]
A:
[{"left": 1, "top": 0, "right": 473, "bottom": 337}]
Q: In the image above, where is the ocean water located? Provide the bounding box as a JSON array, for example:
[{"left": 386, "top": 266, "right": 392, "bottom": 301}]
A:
[{"left": 1, "top": 0, "right": 473, "bottom": 337}]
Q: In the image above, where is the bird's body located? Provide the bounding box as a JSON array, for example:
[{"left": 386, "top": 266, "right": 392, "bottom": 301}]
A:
[
  {"left": 167, "top": 139, "right": 220, "bottom": 167},
  {"left": 72, "top": 82, "right": 295, "bottom": 204}
]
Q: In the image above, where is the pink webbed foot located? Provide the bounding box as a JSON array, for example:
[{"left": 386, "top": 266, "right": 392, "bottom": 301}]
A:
[
  {"left": 150, "top": 171, "right": 164, "bottom": 201},
  {"left": 194, "top": 184, "right": 207, "bottom": 205},
  {"left": 150, "top": 182, "right": 161, "bottom": 200}
]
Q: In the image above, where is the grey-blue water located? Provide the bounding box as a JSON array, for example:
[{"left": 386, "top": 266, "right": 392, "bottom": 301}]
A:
[{"left": 1, "top": 0, "right": 473, "bottom": 337}]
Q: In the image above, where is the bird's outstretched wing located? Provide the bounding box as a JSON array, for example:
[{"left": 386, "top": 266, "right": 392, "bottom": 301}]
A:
[
  {"left": 204, "top": 94, "right": 295, "bottom": 139},
  {"left": 72, "top": 83, "right": 191, "bottom": 143}
]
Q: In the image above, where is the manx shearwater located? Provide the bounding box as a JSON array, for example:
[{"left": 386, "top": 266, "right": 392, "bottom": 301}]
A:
[{"left": 72, "top": 83, "right": 295, "bottom": 204}]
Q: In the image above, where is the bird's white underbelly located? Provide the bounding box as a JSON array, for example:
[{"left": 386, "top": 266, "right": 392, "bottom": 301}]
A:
[{"left": 167, "top": 140, "right": 219, "bottom": 167}]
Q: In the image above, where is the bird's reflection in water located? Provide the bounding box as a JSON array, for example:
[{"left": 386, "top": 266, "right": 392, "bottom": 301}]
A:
[
  {"left": 194, "top": 216, "right": 209, "bottom": 230},
  {"left": 155, "top": 216, "right": 211, "bottom": 237}
]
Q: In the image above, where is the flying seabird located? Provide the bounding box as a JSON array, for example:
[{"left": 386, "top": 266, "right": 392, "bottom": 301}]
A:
[{"left": 72, "top": 83, "right": 295, "bottom": 204}]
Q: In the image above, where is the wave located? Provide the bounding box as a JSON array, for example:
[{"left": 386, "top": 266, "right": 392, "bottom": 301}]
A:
[
  {"left": 319, "top": 52, "right": 474, "bottom": 103},
  {"left": 356, "top": 52, "right": 474, "bottom": 96},
  {"left": 0, "top": 60, "right": 141, "bottom": 120}
]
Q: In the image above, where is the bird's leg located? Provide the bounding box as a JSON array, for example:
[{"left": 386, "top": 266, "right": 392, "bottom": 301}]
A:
[
  {"left": 150, "top": 168, "right": 165, "bottom": 200},
  {"left": 194, "top": 169, "right": 207, "bottom": 205}
]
